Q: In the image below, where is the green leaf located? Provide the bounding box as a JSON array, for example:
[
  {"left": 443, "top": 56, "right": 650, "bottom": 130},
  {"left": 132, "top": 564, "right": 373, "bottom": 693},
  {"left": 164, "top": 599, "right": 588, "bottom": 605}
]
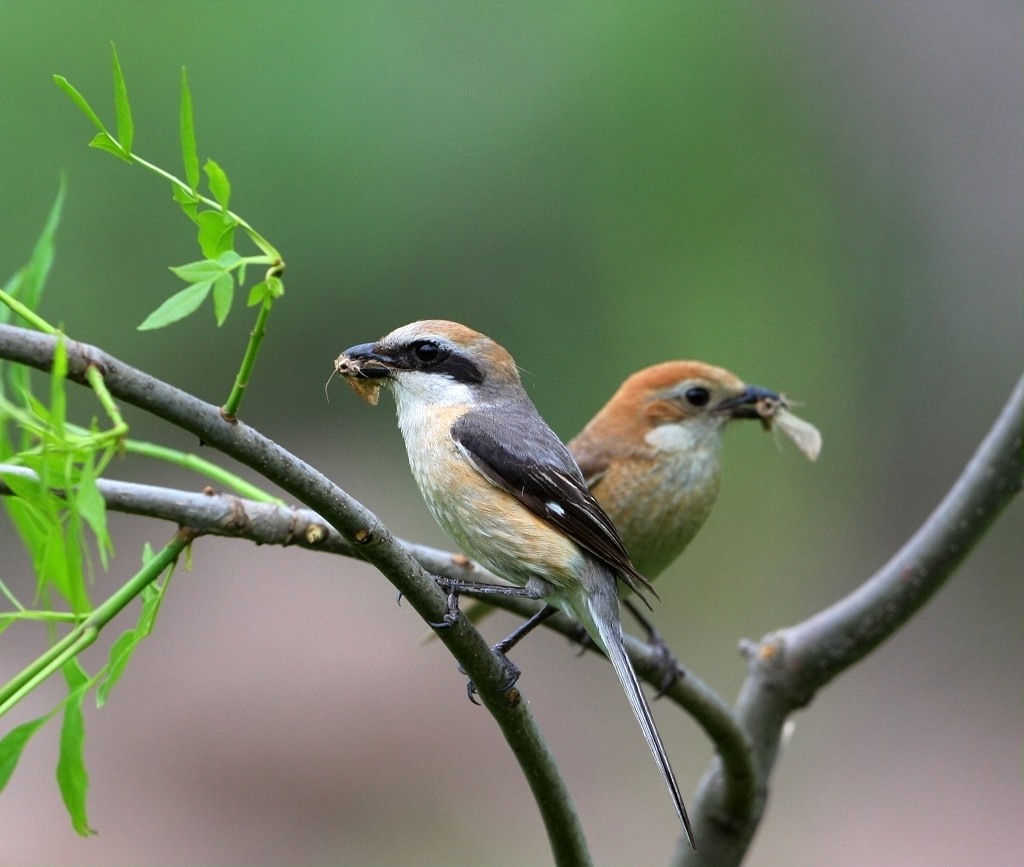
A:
[
  {"left": 40, "top": 525, "right": 74, "bottom": 610},
  {"left": 246, "top": 280, "right": 267, "bottom": 307},
  {"left": 0, "top": 471, "right": 48, "bottom": 540},
  {"left": 110, "top": 44, "right": 133, "bottom": 154},
  {"left": 246, "top": 275, "right": 284, "bottom": 308},
  {"left": 87, "top": 132, "right": 132, "bottom": 164},
  {"left": 57, "top": 662, "right": 94, "bottom": 837},
  {"left": 203, "top": 158, "right": 231, "bottom": 209},
  {"left": 169, "top": 257, "right": 228, "bottom": 283},
  {"left": 49, "top": 336, "right": 68, "bottom": 438},
  {"left": 137, "top": 281, "right": 213, "bottom": 330},
  {"left": 75, "top": 456, "right": 112, "bottom": 571},
  {"left": 196, "top": 210, "right": 237, "bottom": 259},
  {"left": 215, "top": 250, "right": 241, "bottom": 268},
  {"left": 179, "top": 67, "right": 199, "bottom": 191},
  {"left": 97, "top": 568, "right": 170, "bottom": 707},
  {"left": 1, "top": 179, "right": 65, "bottom": 320},
  {"left": 212, "top": 272, "right": 234, "bottom": 326},
  {"left": 0, "top": 715, "right": 49, "bottom": 793},
  {"left": 137, "top": 575, "right": 168, "bottom": 634},
  {"left": 96, "top": 628, "right": 137, "bottom": 707},
  {"left": 265, "top": 275, "right": 284, "bottom": 299},
  {"left": 52, "top": 75, "right": 109, "bottom": 136},
  {"left": 172, "top": 183, "right": 199, "bottom": 224}
]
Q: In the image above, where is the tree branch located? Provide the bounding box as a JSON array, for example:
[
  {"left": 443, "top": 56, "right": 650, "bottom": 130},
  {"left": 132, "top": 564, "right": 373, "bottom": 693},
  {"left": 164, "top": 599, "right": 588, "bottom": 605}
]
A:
[
  {"left": 0, "top": 323, "right": 592, "bottom": 867},
  {"left": 675, "top": 370, "right": 1024, "bottom": 866},
  {"left": 0, "top": 465, "right": 758, "bottom": 824},
  {"left": 7, "top": 318, "right": 1016, "bottom": 865}
]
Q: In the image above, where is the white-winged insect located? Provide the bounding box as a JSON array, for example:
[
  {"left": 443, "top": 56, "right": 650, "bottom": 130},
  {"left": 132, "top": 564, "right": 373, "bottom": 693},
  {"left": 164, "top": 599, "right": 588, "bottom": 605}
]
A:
[{"left": 753, "top": 394, "right": 822, "bottom": 461}]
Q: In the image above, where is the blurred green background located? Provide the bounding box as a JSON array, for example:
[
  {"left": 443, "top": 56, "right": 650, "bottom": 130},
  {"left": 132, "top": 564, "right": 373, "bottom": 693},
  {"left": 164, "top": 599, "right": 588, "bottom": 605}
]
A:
[{"left": 2, "top": 2, "right": 1021, "bottom": 865}]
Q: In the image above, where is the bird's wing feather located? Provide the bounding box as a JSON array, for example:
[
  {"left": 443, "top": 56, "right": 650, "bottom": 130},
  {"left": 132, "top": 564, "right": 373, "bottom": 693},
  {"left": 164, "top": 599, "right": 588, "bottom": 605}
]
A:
[
  {"left": 451, "top": 409, "right": 655, "bottom": 603},
  {"left": 568, "top": 441, "right": 611, "bottom": 489}
]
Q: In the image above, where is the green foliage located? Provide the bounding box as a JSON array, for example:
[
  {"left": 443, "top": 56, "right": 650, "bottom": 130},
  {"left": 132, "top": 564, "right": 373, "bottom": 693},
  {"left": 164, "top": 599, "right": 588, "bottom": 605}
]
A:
[
  {"left": 54, "top": 45, "right": 284, "bottom": 334},
  {"left": 57, "top": 660, "right": 94, "bottom": 837},
  {"left": 0, "top": 715, "right": 50, "bottom": 791},
  {"left": 0, "top": 180, "right": 64, "bottom": 325},
  {"left": 97, "top": 550, "right": 173, "bottom": 708},
  {"left": 179, "top": 68, "right": 200, "bottom": 190},
  {"left": 0, "top": 51, "right": 289, "bottom": 835}
]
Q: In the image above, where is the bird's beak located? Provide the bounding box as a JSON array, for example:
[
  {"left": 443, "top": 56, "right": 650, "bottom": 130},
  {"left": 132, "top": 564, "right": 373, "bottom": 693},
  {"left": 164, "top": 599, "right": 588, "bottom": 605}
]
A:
[
  {"left": 334, "top": 342, "right": 396, "bottom": 381},
  {"left": 716, "top": 384, "right": 782, "bottom": 420},
  {"left": 333, "top": 342, "right": 396, "bottom": 405}
]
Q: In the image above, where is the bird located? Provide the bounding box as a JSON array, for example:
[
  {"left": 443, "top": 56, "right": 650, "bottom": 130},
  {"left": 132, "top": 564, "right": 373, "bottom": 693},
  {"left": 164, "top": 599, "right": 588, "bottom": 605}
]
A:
[
  {"left": 456, "top": 361, "right": 821, "bottom": 657},
  {"left": 571, "top": 360, "right": 820, "bottom": 583},
  {"left": 334, "top": 320, "right": 696, "bottom": 849}
]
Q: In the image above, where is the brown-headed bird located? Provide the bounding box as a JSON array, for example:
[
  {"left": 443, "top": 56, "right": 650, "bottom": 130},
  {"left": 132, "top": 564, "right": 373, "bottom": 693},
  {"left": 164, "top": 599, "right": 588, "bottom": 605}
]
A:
[{"left": 570, "top": 360, "right": 819, "bottom": 582}]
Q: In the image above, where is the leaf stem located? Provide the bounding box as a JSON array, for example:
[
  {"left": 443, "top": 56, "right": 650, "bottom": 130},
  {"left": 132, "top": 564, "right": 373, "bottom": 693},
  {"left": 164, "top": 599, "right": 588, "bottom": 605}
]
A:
[
  {"left": 221, "top": 296, "right": 273, "bottom": 421},
  {"left": 128, "top": 153, "right": 279, "bottom": 259},
  {"left": 121, "top": 439, "right": 283, "bottom": 503},
  {"left": 0, "top": 289, "right": 60, "bottom": 335},
  {"left": 82, "top": 366, "right": 127, "bottom": 438},
  {"left": 0, "top": 530, "right": 193, "bottom": 718}
]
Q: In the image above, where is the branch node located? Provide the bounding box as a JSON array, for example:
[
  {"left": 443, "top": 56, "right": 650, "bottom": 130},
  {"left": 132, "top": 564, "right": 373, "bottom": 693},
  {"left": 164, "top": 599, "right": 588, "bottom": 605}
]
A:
[{"left": 305, "top": 523, "right": 328, "bottom": 545}]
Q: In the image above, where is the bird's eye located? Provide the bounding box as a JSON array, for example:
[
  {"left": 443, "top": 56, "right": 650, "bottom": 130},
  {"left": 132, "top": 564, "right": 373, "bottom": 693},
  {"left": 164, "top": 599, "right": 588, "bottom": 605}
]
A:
[
  {"left": 412, "top": 341, "right": 442, "bottom": 364},
  {"left": 684, "top": 386, "right": 710, "bottom": 407}
]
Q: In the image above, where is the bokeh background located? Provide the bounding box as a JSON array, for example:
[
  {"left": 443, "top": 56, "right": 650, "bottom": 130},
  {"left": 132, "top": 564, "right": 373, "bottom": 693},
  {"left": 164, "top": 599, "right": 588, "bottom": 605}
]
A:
[{"left": 2, "top": 2, "right": 1021, "bottom": 865}]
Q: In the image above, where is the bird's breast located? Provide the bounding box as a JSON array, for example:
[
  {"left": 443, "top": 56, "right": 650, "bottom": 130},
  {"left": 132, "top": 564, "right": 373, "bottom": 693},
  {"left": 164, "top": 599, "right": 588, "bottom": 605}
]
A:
[
  {"left": 595, "top": 444, "right": 723, "bottom": 579},
  {"left": 395, "top": 402, "right": 583, "bottom": 592}
]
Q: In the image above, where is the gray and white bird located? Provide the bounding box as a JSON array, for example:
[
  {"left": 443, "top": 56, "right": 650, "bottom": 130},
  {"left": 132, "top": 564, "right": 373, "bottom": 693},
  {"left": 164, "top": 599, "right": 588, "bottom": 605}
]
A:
[{"left": 334, "top": 320, "right": 695, "bottom": 849}]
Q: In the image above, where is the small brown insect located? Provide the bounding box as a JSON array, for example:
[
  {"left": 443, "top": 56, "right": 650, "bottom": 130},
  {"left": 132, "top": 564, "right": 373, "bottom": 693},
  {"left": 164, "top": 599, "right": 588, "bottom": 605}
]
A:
[{"left": 326, "top": 354, "right": 387, "bottom": 405}]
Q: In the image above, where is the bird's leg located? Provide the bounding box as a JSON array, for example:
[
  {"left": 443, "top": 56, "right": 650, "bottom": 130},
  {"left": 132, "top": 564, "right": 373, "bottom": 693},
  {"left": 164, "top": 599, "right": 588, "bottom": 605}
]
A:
[
  {"left": 429, "top": 575, "right": 544, "bottom": 628},
  {"left": 428, "top": 576, "right": 539, "bottom": 628},
  {"left": 430, "top": 577, "right": 555, "bottom": 704},
  {"left": 623, "top": 598, "right": 683, "bottom": 696},
  {"left": 493, "top": 604, "right": 560, "bottom": 656},
  {"left": 462, "top": 604, "right": 560, "bottom": 704}
]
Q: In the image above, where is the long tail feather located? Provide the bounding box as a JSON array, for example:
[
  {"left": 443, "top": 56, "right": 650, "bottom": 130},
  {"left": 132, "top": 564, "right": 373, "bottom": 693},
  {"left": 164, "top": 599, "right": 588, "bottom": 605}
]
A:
[{"left": 586, "top": 585, "right": 696, "bottom": 851}]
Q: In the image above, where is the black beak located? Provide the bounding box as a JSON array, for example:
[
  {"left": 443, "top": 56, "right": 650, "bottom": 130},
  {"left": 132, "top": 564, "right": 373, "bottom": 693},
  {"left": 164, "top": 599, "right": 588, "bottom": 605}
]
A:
[
  {"left": 716, "top": 384, "right": 781, "bottom": 419},
  {"left": 334, "top": 342, "right": 396, "bottom": 379}
]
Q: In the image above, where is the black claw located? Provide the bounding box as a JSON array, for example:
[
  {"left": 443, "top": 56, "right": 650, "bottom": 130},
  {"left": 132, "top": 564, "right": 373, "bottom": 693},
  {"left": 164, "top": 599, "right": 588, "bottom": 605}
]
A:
[
  {"left": 462, "top": 646, "right": 521, "bottom": 705},
  {"left": 427, "top": 579, "right": 463, "bottom": 629},
  {"left": 622, "top": 598, "right": 685, "bottom": 696},
  {"left": 493, "top": 651, "right": 521, "bottom": 691},
  {"left": 646, "top": 629, "right": 683, "bottom": 697}
]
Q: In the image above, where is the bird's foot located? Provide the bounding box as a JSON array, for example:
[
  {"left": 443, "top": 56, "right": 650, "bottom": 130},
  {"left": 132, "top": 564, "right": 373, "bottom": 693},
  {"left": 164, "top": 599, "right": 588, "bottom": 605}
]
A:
[
  {"left": 462, "top": 646, "right": 521, "bottom": 706},
  {"left": 646, "top": 627, "right": 684, "bottom": 697},
  {"left": 427, "top": 576, "right": 464, "bottom": 629}
]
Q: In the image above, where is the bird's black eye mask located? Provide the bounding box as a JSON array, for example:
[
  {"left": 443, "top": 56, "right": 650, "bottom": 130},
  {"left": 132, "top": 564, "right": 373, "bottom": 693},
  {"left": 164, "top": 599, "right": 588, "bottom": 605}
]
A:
[{"left": 397, "top": 339, "right": 484, "bottom": 384}]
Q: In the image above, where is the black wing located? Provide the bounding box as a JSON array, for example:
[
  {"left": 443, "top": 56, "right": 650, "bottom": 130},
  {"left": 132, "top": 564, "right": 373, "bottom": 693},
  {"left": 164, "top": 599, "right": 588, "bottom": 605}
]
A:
[{"left": 451, "top": 408, "right": 655, "bottom": 604}]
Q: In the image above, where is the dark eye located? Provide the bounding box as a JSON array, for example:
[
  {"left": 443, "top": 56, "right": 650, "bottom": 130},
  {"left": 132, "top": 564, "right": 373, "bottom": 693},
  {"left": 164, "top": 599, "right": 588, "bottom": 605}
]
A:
[
  {"left": 684, "top": 386, "right": 710, "bottom": 407},
  {"left": 412, "top": 340, "right": 442, "bottom": 364}
]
